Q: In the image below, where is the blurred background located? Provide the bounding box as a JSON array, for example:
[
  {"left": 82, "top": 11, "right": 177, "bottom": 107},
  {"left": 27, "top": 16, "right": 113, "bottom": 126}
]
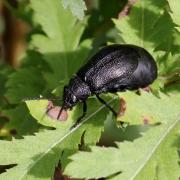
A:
[{"left": 0, "top": 0, "right": 130, "bottom": 67}]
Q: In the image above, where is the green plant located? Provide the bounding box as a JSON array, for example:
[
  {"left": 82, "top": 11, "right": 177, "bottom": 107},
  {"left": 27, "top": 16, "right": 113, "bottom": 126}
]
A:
[{"left": 0, "top": 0, "right": 179, "bottom": 179}]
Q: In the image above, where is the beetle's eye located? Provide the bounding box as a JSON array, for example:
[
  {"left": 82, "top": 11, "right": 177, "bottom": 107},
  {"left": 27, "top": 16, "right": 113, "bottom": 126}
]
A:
[{"left": 72, "top": 95, "right": 77, "bottom": 102}]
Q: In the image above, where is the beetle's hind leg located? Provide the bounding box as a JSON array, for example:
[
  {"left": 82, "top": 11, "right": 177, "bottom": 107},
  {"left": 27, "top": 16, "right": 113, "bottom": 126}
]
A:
[
  {"left": 70, "top": 101, "right": 87, "bottom": 130},
  {"left": 95, "top": 94, "right": 117, "bottom": 117},
  {"left": 96, "top": 94, "right": 126, "bottom": 127}
]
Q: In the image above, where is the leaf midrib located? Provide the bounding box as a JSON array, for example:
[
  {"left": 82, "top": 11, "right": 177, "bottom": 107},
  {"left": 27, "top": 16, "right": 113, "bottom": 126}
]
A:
[
  {"left": 130, "top": 116, "right": 180, "bottom": 180},
  {"left": 19, "top": 98, "right": 116, "bottom": 179}
]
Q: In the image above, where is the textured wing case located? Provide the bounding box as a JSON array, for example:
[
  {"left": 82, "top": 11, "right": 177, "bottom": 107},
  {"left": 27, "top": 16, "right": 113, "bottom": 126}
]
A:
[{"left": 77, "top": 45, "right": 139, "bottom": 93}]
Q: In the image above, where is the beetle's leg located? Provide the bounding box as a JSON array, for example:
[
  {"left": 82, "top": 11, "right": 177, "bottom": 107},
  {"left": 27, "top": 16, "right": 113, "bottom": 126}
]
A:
[
  {"left": 44, "top": 105, "right": 54, "bottom": 120},
  {"left": 95, "top": 94, "right": 117, "bottom": 117},
  {"left": 70, "top": 101, "right": 87, "bottom": 129},
  {"left": 57, "top": 103, "right": 65, "bottom": 119}
]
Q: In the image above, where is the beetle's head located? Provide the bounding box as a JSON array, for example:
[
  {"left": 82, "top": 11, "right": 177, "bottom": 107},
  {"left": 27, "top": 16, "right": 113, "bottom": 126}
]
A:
[
  {"left": 63, "top": 86, "right": 78, "bottom": 109},
  {"left": 62, "top": 76, "right": 91, "bottom": 110}
]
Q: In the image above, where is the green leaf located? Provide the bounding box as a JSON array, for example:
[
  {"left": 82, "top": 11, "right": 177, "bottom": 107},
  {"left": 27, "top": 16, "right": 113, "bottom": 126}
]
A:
[
  {"left": 0, "top": 130, "right": 68, "bottom": 180},
  {"left": 30, "top": 0, "right": 91, "bottom": 89},
  {"left": 113, "top": 0, "right": 179, "bottom": 92},
  {"left": 5, "top": 68, "right": 46, "bottom": 104},
  {"left": 61, "top": 0, "right": 87, "bottom": 20},
  {"left": 3, "top": 50, "right": 52, "bottom": 105},
  {"left": 164, "top": 84, "right": 180, "bottom": 95},
  {"left": 64, "top": 93, "right": 180, "bottom": 179},
  {"left": 157, "top": 53, "right": 178, "bottom": 76},
  {"left": 30, "top": 0, "right": 86, "bottom": 48},
  {"left": 113, "top": 0, "right": 166, "bottom": 49},
  {"left": 134, "top": 122, "right": 180, "bottom": 180},
  {"left": 2, "top": 104, "right": 39, "bottom": 137},
  {"left": 167, "top": 0, "right": 180, "bottom": 31},
  {"left": 0, "top": 64, "right": 13, "bottom": 97},
  {"left": 2, "top": 1, "right": 179, "bottom": 179},
  {"left": 25, "top": 99, "right": 67, "bottom": 128},
  {"left": 0, "top": 97, "right": 113, "bottom": 179},
  {"left": 117, "top": 91, "right": 180, "bottom": 125},
  {"left": 113, "top": 0, "right": 177, "bottom": 53},
  {"left": 155, "top": 52, "right": 180, "bottom": 92},
  {"left": 20, "top": 50, "right": 50, "bottom": 71},
  {"left": 25, "top": 96, "right": 118, "bottom": 147}
]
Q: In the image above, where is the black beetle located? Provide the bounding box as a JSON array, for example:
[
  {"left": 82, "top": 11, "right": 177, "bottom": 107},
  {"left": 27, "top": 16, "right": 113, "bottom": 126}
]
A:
[{"left": 57, "top": 44, "right": 157, "bottom": 126}]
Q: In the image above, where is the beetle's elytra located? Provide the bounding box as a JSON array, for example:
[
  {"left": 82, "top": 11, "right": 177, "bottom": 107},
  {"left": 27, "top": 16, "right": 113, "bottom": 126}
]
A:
[{"left": 57, "top": 44, "right": 157, "bottom": 126}]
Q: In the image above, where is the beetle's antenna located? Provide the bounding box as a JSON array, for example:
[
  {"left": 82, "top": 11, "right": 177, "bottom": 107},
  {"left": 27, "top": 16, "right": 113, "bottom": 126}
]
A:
[
  {"left": 57, "top": 102, "right": 65, "bottom": 119},
  {"left": 22, "top": 96, "right": 63, "bottom": 102}
]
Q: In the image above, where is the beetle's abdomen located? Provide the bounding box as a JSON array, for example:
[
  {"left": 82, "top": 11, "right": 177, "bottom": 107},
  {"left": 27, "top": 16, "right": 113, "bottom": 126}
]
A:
[{"left": 123, "top": 47, "right": 157, "bottom": 90}]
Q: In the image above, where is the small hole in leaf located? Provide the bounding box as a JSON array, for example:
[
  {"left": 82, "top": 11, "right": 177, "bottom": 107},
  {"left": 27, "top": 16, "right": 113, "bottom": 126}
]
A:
[
  {"left": 46, "top": 101, "right": 68, "bottom": 121},
  {"left": 118, "top": 98, "right": 126, "bottom": 116}
]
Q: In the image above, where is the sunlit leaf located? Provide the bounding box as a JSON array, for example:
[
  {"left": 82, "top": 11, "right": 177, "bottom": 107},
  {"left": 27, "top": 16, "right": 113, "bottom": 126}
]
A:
[
  {"left": 64, "top": 93, "right": 180, "bottom": 179},
  {"left": 61, "top": 0, "right": 87, "bottom": 20},
  {"left": 167, "top": 0, "right": 180, "bottom": 31},
  {"left": 117, "top": 91, "right": 180, "bottom": 125},
  {"left": 30, "top": 0, "right": 91, "bottom": 89}
]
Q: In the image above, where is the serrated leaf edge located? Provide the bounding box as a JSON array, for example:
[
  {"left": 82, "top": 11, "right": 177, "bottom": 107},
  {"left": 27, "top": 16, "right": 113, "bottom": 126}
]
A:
[
  {"left": 19, "top": 97, "right": 116, "bottom": 179},
  {"left": 130, "top": 116, "right": 180, "bottom": 180}
]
